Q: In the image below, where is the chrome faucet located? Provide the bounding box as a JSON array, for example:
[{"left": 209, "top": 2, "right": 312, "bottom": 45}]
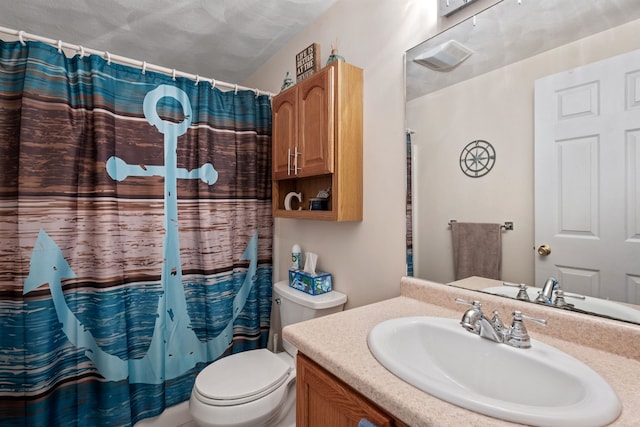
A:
[
  {"left": 536, "top": 277, "right": 558, "bottom": 304},
  {"left": 457, "top": 299, "right": 503, "bottom": 342},
  {"left": 455, "top": 298, "right": 547, "bottom": 349}
]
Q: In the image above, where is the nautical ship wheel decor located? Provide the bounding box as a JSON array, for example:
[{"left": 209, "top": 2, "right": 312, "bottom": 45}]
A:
[{"left": 459, "top": 139, "right": 496, "bottom": 178}]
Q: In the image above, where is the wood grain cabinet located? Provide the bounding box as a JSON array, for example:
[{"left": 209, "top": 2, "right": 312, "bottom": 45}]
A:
[
  {"left": 296, "top": 353, "right": 409, "bottom": 427},
  {"left": 272, "top": 61, "right": 363, "bottom": 221}
]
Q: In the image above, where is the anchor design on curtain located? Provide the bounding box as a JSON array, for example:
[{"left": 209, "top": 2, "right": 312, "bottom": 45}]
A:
[{"left": 23, "top": 85, "right": 257, "bottom": 383}]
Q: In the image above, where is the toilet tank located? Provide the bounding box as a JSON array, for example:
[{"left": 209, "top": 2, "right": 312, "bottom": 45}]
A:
[{"left": 273, "top": 281, "right": 347, "bottom": 355}]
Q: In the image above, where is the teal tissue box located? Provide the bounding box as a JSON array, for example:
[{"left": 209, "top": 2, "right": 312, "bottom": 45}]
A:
[{"left": 288, "top": 269, "right": 333, "bottom": 295}]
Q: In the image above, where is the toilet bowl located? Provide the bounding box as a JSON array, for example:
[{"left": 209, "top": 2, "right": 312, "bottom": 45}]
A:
[
  {"left": 190, "top": 349, "right": 296, "bottom": 427},
  {"left": 189, "top": 280, "right": 347, "bottom": 427}
]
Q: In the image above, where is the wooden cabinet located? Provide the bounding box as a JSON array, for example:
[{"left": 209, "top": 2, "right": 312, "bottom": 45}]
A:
[
  {"left": 296, "top": 353, "right": 409, "bottom": 427},
  {"left": 272, "top": 61, "right": 363, "bottom": 221},
  {"left": 273, "top": 66, "right": 334, "bottom": 179}
]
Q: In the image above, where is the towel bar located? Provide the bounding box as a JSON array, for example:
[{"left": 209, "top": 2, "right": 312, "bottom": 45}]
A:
[{"left": 448, "top": 220, "right": 514, "bottom": 231}]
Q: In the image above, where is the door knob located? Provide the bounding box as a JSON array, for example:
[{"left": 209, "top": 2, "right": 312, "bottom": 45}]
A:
[{"left": 537, "top": 244, "right": 551, "bottom": 256}]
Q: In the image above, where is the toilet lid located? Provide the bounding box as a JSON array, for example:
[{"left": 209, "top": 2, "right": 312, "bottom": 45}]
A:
[{"left": 195, "top": 349, "right": 292, "bottom": 405}]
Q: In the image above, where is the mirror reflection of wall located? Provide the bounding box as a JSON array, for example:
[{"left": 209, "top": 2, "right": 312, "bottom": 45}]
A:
[{"left": 406, "top": 0, "right": 640, "bottom": 323}]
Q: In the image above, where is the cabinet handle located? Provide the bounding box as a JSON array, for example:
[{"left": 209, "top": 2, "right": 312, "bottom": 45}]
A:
[
  {"left": 293, "top": 146, "right": 301, "bottom": 175},
  {"left": 287, "top": 148, "right": 291, "bottom": 176}
]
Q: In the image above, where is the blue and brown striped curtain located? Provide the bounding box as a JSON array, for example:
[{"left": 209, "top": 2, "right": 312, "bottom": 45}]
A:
[
  {"left": 406, "top": 132, "right": 413, "bottom": 277},
  {"left": 0, "top": 40, "right": 273, "bottom": 426}
]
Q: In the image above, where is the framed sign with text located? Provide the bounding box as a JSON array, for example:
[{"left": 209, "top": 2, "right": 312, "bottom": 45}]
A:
[{"left": 296, "top": 43, "right": 320, "bottom": 82}]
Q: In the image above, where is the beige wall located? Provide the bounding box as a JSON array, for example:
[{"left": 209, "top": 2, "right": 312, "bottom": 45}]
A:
[
  {"left": 246, "top": 0, "right": 431, "bottom": 308},
  {"left": 244, "top": 0, "right": 498, "bottom": 309},
  {"left": 408, "top": 19, "right": 640, "bottom": 287}
]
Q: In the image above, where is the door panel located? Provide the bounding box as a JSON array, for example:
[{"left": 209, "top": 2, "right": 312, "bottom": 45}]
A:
[
  {"left": 298, "top": 66, "right": 334, "bottom": 177},
  {"left": 272, "top": 89, "right": 298, "bottom": 179},
  {"left": 535, "top": 49, "right": 640, "bottom": 303}
]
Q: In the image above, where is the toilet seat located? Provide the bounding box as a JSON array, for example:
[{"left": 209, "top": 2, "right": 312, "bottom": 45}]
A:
[{"left": 194, "top": 349, "right": 292, "bottom": 406}]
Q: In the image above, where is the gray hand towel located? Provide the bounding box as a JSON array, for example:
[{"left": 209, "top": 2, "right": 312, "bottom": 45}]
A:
[{"left": 451, "top": 222, "right": 502, "bottom": 280}]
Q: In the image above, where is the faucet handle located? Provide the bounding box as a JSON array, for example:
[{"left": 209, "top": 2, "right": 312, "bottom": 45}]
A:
[
  {"left": 517, "top": 311, "right": 547, "bottom": 326},
  {"left": 490, "top": 310, "right": 505, "bottom": 329},
  {"left": 502, "top": 282, "right": 531, "bottom": 301},
  {"left": 560, "top": 290, "right": 586, "bottom": 301},
  {"left": 502, "top": 281, "right": 528, "bottom": 289},
  {"left": 553, "top": 289, "right": 574, "bottom": 307},
  {"left": 454, "top": 297, "right": 481, "bottom": 307},
  {"left": 503, "top": 281, "right": 524, "bottom": 293},
  {"left": 506, "top": 311, "right": 547, "bottom": 349}
]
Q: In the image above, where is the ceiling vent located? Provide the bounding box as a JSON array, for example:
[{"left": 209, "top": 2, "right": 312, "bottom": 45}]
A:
[{"left": 413, "top": 40, "right": 473, "bottom": 71}]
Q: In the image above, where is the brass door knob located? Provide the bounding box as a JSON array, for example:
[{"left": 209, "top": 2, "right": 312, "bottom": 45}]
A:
[{"left": 537, "top": 244, "right": 551, "bottom": 256}]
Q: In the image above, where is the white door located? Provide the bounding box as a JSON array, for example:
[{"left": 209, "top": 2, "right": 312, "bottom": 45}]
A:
[{"left": 534, "top": 49, "right": 640, "bottom": 304}]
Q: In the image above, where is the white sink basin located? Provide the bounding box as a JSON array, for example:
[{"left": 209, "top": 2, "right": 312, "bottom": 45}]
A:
[
  {"left": 482, "top": 286, "right": 640, "bottom": 323},
  {"left": 368, "top": 316, "right": 621, "bottom": 427}
]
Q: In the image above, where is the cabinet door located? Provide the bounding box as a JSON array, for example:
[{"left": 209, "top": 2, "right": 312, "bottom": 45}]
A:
[
  {"left": 272, "top": 88, "right": 297, "bottom": 179},
  {"left": 297, "top": 66, "right": 335, "bottom": 177},
  {"left": 297, "top": 353, "right": 393, "bottom": 427}
]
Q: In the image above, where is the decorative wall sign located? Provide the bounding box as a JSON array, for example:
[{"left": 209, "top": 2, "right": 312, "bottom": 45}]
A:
[
  {"left": 459, "top": 139, "right": 496, "bottom": 178},
  {"left": 296, "top": 43, "right": 320, "bottom": 82}
]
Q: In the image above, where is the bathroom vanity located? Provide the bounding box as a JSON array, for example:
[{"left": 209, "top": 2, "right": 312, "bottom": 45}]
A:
[
  {"left": 296, "top": 353, "right": 407, "bottom": 427},
  {"left": 284, "top": 277, "right": 640, "bottom": 426}
]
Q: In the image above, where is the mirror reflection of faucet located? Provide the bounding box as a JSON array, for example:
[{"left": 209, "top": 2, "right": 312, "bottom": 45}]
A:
[
  {"left": 536, "top": 277, "right": 558, "bottom": 304},
  {"left": 484, "top": 280, "right": 640, "bottom": 323},
  {"left": 502, "top": 282, "right": 531, "bottom": 302},
  {"left": 555, "top": 289, "right": 586, "bottom": 305},
  {"left": 534, "top": 277, "right": 587, "bottom": 307},
  {"left": 502, "top": 279, "right": 586, "bottom": 307},
  {"left": 553, "top": 289, "right": 573, "bottom": 308}
]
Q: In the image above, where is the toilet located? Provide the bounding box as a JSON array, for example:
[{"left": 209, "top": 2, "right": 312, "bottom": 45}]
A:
[{"left": 189, "top": 280, "right": 347, "bottom": 427}]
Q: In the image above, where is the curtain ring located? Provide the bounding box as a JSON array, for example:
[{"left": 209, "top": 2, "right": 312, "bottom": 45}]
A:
[
  {"left": 78, "top": 46, "right": 85, "bottom": 57},
  {"left": 105, "top": 51, "right": 111, "bottom": 65},
  {"left": 172, "top": 69, "right": 176, "bottom": 81},
  {"left": 234, "top": 84, "right": 238, "bottom": 94},
  {"left": 142, "top": 61, "right": 147, "bottom": 74},
  {"left": 195, "top": 75, "right": 200, "bottom": 86},
  {"left": 57, "top": 40, "right": 63, "bottom": 54},
  {"left": 18, "top": 31, "right": 26, "bottom": 46},
  {"left": 210, "top": 79, "right": 216, "bottom": 89},
  {"left": 254, "top": 88, "right": 259, "bottom": 98}
]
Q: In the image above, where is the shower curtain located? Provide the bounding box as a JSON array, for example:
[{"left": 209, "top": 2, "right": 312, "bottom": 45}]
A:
[
  {"left": 406, "top": 132, "right": 413, "bottom": 277},
  {"left": 0, "top": 40, "right": 273, "bottom": 426}
]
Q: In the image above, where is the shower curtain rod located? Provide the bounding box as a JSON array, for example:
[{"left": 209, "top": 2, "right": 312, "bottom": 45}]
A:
[{"left": 0, "top": 26, "right": 275, "bottom": 98}]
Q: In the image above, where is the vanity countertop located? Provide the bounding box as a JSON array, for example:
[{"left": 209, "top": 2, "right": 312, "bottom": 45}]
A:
[{"left": 283, "top": 277, "right": 640, "bottom": 426}]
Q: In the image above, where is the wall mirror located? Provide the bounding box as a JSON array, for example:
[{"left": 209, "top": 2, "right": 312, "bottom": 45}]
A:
[{"left": 406, "top": 0, "right": 640, "bottom": 324}]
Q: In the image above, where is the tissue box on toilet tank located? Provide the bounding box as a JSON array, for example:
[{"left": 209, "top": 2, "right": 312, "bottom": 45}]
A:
[{"left": 288, "top": 269, "right": 333, "bottom": 295}]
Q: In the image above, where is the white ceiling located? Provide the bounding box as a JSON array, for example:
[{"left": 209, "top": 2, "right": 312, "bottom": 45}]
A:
[{"left": 0, "top": 0, "right": 337, "bottom": 86}]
